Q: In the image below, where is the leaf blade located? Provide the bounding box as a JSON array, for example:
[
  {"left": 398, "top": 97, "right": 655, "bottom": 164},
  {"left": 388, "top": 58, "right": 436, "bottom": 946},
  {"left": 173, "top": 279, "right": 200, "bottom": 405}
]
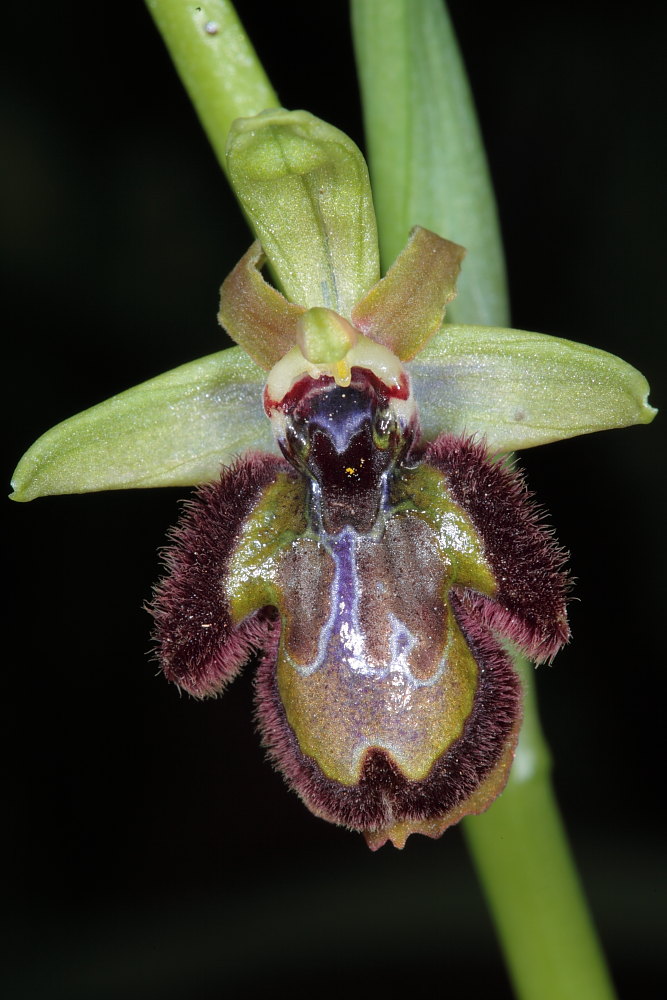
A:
[{"left": 351, "top": 0, "right": 508, "bottom": 326}]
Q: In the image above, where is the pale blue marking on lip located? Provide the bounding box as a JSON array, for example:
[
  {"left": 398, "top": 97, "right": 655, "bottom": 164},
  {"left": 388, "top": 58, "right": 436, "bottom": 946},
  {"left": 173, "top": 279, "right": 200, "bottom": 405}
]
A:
[
  {"left": 284, "top": 524, "right": 449, "bottom": 688},
  {"left": 307, "top": 386, "right": 372, "bottom": 453}
]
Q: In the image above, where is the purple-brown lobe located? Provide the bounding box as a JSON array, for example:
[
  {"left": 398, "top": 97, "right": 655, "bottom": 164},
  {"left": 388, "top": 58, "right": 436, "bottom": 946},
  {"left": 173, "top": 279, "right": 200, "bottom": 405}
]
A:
[
  {"left": 425, "top": 435, "right": 570, "bottom": 661},
  {"left": 350, "top": 227, "right": 466, "bottom": 361},
  {"left": 218, "top": 241, "right": 306, "bottom": 370},
  {"left": 150, "top": 453, "right": 292, "bottom": 698}
]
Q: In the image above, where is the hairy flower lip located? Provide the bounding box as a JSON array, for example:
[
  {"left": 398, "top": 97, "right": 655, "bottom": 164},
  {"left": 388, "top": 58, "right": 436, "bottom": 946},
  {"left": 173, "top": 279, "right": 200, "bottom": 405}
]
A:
[{"left": 151, "top": 424, "right": 570, "bottom": 846}]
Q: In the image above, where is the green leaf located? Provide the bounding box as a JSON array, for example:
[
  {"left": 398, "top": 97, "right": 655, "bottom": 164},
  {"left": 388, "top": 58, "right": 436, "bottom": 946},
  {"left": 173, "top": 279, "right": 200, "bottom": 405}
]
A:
[
  {"left": 11, "top": 349, "right": 273, "bottom": 501},
  {"left": 226, "top": 109, "right": 380, "bottom": 315},
  {"left": 351, "top": 0, "right": 508, "bottom": 326},
  {"left": 409, "top": 325, "right": 657, "bottom": 452}
]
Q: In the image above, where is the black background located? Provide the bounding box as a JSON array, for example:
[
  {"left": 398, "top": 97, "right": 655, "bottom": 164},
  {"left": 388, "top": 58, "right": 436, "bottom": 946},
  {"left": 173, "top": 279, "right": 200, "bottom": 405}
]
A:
[{"left": 2, "top": 2, "right": 665, "bottom": 998}]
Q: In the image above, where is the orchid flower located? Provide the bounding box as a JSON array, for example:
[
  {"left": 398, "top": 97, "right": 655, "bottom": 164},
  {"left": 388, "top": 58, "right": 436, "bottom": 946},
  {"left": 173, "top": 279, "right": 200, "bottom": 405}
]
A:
[{"left": 11, "top": 109, "right": 654, "bottom": 849}]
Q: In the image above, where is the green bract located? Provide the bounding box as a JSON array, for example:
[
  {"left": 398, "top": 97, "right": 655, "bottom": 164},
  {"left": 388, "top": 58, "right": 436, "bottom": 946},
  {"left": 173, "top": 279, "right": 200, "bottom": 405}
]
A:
[{"left": 10, "top": 109, "right": 656, "bottom": 502}]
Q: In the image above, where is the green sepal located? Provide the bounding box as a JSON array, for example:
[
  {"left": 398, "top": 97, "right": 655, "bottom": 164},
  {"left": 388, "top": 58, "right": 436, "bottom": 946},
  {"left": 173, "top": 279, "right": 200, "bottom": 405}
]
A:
[
  {"left": 10, "top": 348, "right": 273, "bottom": 501},
  {"left": 351, "top": 226, "right": 465, "bottom": 360},
  {"left": 226, "top": 109, "right": 380, "bottom": 315},
  {"left": 218, "top": 240, "right": 305, "bottom": 370},
  {"left": 409, "top": 324, "right": 657, "bottom": 452}
]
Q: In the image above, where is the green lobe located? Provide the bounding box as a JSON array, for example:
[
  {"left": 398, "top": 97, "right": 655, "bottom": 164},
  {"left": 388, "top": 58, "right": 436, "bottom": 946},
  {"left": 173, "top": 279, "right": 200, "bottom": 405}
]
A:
[
  {"left": 391, "top": 463, "right": 496, "bottom": 596},
  {"left": 227, "top": 472, "right": 309, "bottom": 624},
  {"left": 226, "top": 109, "right": 380, "bottom": 315},
  {"left": 11, "top": 348, "right": 273, "bottom": 501},
  {"left": 409, "top": 325, "right": 657, "bottom": 452}
]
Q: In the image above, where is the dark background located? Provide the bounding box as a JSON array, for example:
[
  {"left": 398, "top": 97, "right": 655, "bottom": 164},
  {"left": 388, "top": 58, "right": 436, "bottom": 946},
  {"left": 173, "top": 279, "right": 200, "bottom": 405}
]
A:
[{"left": 2, "top": 2, "right": 665, "bottom": 998}]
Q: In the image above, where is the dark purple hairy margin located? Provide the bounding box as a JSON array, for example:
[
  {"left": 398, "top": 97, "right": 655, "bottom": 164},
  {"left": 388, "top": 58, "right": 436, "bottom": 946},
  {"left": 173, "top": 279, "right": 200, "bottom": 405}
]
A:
[
  {"left": 253, "top": 596, "right": 520, "bottom": 835},
  {"left": 150, "top": 453, "right": 292, "bottom": 698},
  {"left": 425, "top": 434, "right": 570, "bottom": 662}
]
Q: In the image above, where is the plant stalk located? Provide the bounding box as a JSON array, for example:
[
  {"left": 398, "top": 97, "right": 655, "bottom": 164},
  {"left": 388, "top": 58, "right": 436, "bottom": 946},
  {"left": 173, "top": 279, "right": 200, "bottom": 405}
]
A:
[
  {"left": 145, "top": 0, "right": 279, "bottom": 177},
  {"left": 464, "top": 657, "right": 616, "bottom": 1000}
]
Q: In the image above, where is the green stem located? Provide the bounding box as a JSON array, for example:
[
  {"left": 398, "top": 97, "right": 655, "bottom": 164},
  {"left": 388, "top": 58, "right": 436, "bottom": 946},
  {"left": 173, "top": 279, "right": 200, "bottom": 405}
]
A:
[
  {"left": 352, "top": 3, "right": 616, "bottom": 998},
  {"left": 145, "top": 0, "right": 279, "bottom": 178},
  {"left": 464, "top": 658, "right": 616, "bottom": 1000}
]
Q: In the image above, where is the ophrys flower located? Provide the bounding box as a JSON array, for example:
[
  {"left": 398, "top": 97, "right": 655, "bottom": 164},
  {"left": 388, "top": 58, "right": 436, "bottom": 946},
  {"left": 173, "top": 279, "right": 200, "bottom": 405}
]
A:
[{"left": 11, "top": 110, "right": 655, "bottom": 847}]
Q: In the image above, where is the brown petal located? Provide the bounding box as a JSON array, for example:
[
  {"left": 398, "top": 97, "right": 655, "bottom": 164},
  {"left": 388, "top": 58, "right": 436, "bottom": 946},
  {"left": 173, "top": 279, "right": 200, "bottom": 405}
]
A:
[
  {"left": 218, "top": 241, "right": 305, "bottom": 370},
  {"left": 351, "top": 227, "right": 465, "bottom": 361}
]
